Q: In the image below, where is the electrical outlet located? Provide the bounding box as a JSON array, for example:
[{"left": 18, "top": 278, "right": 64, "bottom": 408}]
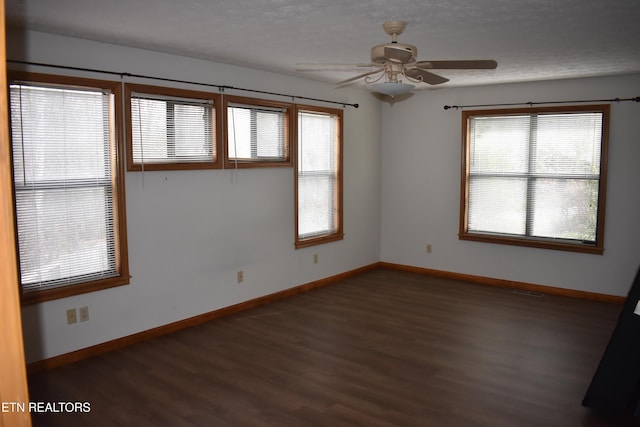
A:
[
  {"left": 237, "top": 271, "right": 244, "bottom": 283},
  {"left": 66, "top": 308, "right": 77, "bottom": 325},
  {"left": 313, "top": 254, "right": 319, "bottom": 264},
  {"left": 426, "top": 244, "right": 433, "bottom": 253},
  {"left": 79, "top": 306, "right": 89, "bottom": 322}
]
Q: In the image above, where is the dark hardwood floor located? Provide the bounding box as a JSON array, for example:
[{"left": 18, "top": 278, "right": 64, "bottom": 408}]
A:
[{"left": 27, "top": 268, "right": 639, "bottom": 426}]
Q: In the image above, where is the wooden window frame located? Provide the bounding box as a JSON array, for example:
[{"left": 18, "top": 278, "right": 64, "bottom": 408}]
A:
[
  {"left": 8, "top": 72, "right": 130, "bottom": 304},
  {"left": 459, "top": 104, "right": 610, "bottom": 254},
  {"left": 125, "top": 83, "right": 222, "bottom": 171},
  {"left": 295, "top": 104, "right": 344, "bottom": 249},
  {"left": 223, "top": 95, "right": 292, "bottom": 168}
]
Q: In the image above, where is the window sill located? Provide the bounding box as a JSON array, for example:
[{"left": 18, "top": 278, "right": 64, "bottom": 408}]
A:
[
  {"left": 224, "top": 159, "right": 292, "bottom": 169},
  {"left": 459, "top": 232, "right": 603, "bottom": 255},
  {"left": 295, "top": 233, "right": 344, "bottom": 249},
  {"left": 127, "top": 162, "right": 220, "bottom": 172},
  {"left": 21, "top": 276, "right": 131, "bottom": 305}
]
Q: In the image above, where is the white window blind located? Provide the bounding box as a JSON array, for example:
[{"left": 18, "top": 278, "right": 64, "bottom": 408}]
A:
[
  {"left": 10, "top": 83, "right": 119, "bottom": 293},
  {"left": 130, "top": 92, "right": 215, "bottom": 165},
  {"left": 227, "top": 102, "right": 287, "bottom": 161},
  {"left": 297, "top": 110, "right": 339, "bottom": 239},
  {"left": 466, "top": 110, "right": 605, "bottom": 245}
]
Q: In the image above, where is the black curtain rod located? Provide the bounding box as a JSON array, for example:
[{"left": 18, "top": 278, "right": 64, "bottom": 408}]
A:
[
  {"left": 444, "top": 97, "right": 640, "bottom": 110},
  {"left": 6, "top": 60, "right": 359, "bottom": 109}
]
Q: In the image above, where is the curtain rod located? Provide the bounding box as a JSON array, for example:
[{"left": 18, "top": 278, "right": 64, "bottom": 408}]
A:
[
  {"left": 6, "top": 59, "right": 359, "bottom": 109},
  {"left": 443, "top": 97, "right": 640, "bottom": 110}
]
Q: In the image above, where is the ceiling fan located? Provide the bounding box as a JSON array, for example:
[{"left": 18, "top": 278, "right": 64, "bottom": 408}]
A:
[{"left": 298, "top": 21, "right": 497, "bottom": 98}]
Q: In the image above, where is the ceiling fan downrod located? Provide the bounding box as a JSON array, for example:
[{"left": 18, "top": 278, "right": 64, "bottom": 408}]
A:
[{"left": 383, "top": 21, "right": 407, "bottom": 43}]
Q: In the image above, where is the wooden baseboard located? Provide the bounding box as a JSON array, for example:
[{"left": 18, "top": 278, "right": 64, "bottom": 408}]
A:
[
  {"left": 379, "top": 262, "right": 626, "bottom": 305},
  {"left": 27, "top": 263, "right": 379, "bottom": 374}
]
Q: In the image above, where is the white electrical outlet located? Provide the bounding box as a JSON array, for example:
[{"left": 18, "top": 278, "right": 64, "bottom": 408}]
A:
[
  {"left": 79, "top": 306, "right": 89, "bottom": 322},
  {"left": 66, "top": 308, "right": 77, "bottom": 325},
  {"left": 237, "top": 271, "right": 244, "bottom": 283},
  {"left": 426, "top": 244, "right": 432, "bottom": 253},
  {"left": 313, "top": 254, "right": 319, "bottom": 264}
]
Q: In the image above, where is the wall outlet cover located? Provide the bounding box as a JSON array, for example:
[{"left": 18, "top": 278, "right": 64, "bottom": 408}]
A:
[
  {"left": 79, "top": 306, "right": 89, "bottom": 322},
  {"left": 66, "top": 308, "right": 77, "bottom": 325}
]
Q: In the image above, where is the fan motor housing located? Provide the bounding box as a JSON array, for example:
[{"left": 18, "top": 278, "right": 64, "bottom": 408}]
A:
[{"left": 371, "top": 43, "right": 417, "bottom": 64}]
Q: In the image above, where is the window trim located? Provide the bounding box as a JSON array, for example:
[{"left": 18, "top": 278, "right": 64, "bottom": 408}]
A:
[
  {"left": 223, "top": 95, "right": 292, "bottom": 168},
  {"left": 459, "top": 104, "right": 609, "bottom": 254},
  {"left": 125, "top": 83, "right": 222, "bottom": 171},
  {"left": 8, "top": 71, "right": 130, "bottom": 304},
  {"left": 294, "top": 104, "right": 344, "bottom": 249}
]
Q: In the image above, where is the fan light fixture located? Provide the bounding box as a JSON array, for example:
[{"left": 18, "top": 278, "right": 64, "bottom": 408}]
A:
[{"left": 370, "top": 81, "right": 415, "bottom": 97}]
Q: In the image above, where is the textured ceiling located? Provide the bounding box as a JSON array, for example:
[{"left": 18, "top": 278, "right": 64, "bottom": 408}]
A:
[{"left": 6, "top": 0, "right": 640, "bottom": 89}]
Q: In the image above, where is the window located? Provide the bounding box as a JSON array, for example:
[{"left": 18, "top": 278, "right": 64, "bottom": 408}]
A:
[
  {"left": 125, "top": 84, "right": 221, "bottom": 171},
  {"left": 224, "top": 96, "right": 291, "bottom": 168},
  {"left": 295, "top": 105, "right": 343, "bottom": 248},
  {"left": 460, "top": 105, "right": 609, "bottom": 254},
  {"left": 9, "top": 73, "right": 129, "bottom": 303}
]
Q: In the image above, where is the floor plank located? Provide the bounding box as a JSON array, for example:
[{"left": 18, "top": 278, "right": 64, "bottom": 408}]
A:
[{"left": 27, "top": 268, "right": 639, "bottom": 426}]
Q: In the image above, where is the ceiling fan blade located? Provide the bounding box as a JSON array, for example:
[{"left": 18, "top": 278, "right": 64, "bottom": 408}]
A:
[
  {"left": 405, "top": 68, "right": 449, "bottom": 85},
  {"left": 296, "top": 63, "right": 377, "bottom": 71},
  {"left": 384, "top": 46, "right": 414, "bottom": 64},
  {"left": 414, "top": 60, "right": 498, "bottom": 70},
  {"left": 335, "top": 69, "right": 383, "bottom": 88}
]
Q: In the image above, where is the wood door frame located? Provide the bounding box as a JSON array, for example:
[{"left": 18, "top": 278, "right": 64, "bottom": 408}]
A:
[{"left": 0, "top": 0, "right": 32, "bottom": 424}]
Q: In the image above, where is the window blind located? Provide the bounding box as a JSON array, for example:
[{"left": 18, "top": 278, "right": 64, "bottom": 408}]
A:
[
  {"left": 467, "top": 111, "right": 604, "bottom": 243},
  {"left": 297, "top": 110, "right": 338, "bottom": 238},
  {"left": 10, "top": 83, "right": 119, "bottom": 293},
  {"left": 131, "top": 92, "right": 215, "bottom": 164},
  {"left": 227, "top": 102, "right": 287, "bottom": 161}
]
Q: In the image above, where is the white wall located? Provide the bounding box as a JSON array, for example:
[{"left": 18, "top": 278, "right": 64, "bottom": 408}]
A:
[
  {"left": 8, "top": 30, "right": 382, "bottom": 363},
  {"left": 380, "top": 74, "right": 640, "bottom": 297}
]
